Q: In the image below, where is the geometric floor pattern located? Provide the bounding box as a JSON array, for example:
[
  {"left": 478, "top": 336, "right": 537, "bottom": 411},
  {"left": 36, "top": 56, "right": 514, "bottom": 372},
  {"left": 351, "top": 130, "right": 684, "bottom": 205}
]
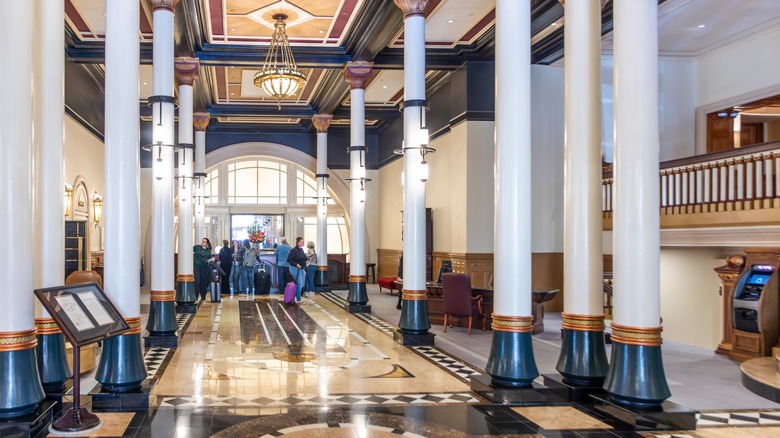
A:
[
  {"left": 696, "top": 410, "right": 780, "bottom": 427},
  {"left": 412, "top": 345, "right": 482, "bottom": 381},
  {"left": 159, "top": 392, "right": 481, "bottom": 408},
  {"left": 143, "top": 347, "right": 171, "bottom": 379},
  {"left": 320, "top": 292, "right": 397, "bottom": 337}
]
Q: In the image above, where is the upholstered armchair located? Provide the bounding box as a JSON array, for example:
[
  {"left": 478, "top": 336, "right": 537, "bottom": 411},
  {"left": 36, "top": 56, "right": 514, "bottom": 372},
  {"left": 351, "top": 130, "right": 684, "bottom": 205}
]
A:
[
  {"left": 65, "top": 270, "right": 103, "bottom": 288},
  {"left": 441, "top": 273, "right": 485, "bottom": 335}
]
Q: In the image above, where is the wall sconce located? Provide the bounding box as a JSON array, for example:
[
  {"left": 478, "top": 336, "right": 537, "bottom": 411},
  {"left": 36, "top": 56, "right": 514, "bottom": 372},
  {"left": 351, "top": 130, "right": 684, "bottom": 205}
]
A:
[
  {"left": 142, "top": 95, "right": 179, "bottom": 181},
  {"left": 64, "top": 181, "right": 73, "bottom": 217},
  {"left": 92, "top": 192, "right": 103, "bottom": 227},
  {"left": 394, "top": 101, "right": 435, "bottom": 183},
  {"left": 345, "top": 177, "right": 371, "bottom": 203}
]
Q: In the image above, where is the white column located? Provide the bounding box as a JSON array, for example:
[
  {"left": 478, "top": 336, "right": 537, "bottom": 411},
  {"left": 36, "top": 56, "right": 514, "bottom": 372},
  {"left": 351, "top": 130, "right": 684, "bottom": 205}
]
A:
[
  {"left": 402, "top": 14, "right": 428, "bottom": 296},
  {"left": 0, "top": 2, "right": 35, "bottom": 333},
  {"left": 150, "top": 4, "right": 176, "bottom": 300},
  {"left": 33, "top": 0, "right": 64, "bottom": 294},
  {"left": 312, "top": 114, "right": 333, "bottom": 272},
  {"left": 494, "top": 0, "right": 532, "bottom": 317},
  {"left": 350, "top": 87, "right": 367, "bottom": 277},
  {"left": 193, "top": 113, "right": 210, "bottom": 241},
  {"left": 175, "top": 58, "right": 198, "bottom": 286},
  {"left": 563, "top": 0, "right": 602, "bottom": 316},
  {"left": 612, "top": 0, "right": 660, "bottom": 328}
]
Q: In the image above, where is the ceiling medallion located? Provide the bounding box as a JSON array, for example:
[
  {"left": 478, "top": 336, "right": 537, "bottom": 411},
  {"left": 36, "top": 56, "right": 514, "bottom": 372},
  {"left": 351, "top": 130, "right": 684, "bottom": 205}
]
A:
[{"left": 253, "top": 13, "right": 307, "bottom": 110}]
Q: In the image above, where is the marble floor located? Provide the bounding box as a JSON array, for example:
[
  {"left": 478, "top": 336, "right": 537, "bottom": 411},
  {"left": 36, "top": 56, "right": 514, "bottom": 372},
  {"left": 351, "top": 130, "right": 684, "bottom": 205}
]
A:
[{"left": 43, "top": 285, "right": 780, "bottom": 437}]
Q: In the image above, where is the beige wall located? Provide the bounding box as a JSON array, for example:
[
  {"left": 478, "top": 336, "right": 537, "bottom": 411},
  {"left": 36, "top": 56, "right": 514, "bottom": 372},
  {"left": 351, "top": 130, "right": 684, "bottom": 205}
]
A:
[
  {"left": 378, "top": 158, "right": 403, "bottom": 250},
  {"left": 64, "top": 115, "right": 105, "bottom": 253},
  {"left": 766, "top": 119, "right": 780, "bottom": 142},
  {"left": 659, "top": 248, "right": 728, "bottom": 350}
]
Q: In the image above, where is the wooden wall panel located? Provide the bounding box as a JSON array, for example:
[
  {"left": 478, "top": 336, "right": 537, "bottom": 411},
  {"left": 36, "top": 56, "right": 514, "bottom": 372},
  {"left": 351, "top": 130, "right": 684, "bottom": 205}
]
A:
[
  {"left": 377, "top": 249, "right": 402, "bottom": 278},
  {"left": 531, "top": 252, "right": 564, "bottom": 312}
]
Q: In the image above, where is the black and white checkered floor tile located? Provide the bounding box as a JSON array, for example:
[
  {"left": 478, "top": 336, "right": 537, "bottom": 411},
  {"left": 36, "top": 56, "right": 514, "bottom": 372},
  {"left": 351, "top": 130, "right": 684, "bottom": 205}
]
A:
[
  {"left": 159, "top": 393, "right": 480, "bottom": 408},
  {"left": 176, "top": 312, "right": 191, "bottom": 333},
  {"left": 144, "top": 347, "right": 171, "bottom": 378},
  {"left": 412, "top": 345, "right": 481, "bottom": 381},
  {"left": 696, "top": 410, "right": 780, "bottom": 427}
]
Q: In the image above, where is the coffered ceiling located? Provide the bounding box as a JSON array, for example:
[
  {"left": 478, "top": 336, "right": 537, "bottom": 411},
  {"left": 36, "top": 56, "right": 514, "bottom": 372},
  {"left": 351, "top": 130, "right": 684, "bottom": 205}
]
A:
[{"left": 62, "top": 0, "right": 780, "bottom": 136}]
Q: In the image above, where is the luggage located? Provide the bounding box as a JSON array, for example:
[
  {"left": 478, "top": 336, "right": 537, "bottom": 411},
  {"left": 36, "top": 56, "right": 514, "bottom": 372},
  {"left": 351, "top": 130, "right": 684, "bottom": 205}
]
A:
[
  {"left": 210, "top": 281, "right": 221, "bottom": 302},
  {"left": 255, "top": 270, "right": 271, "bottom": 295},
  {"left": 283, "top": 281, "right": 297, "bottom": 305}
]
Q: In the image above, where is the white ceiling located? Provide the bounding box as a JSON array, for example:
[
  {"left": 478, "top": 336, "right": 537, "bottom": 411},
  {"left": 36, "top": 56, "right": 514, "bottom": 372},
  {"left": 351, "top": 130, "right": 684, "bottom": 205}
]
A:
[{"left": 602, "top": 0, "right": 780, "bottom": 57}]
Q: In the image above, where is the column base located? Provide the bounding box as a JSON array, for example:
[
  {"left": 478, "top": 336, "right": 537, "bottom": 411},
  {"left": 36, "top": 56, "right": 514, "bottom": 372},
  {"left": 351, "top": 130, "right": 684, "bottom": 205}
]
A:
[
  {"left": 555, "top": 326, "right": 609, "bottom": 386},
  {"left": 604, "top": 341, "right": 671, "bottom": 408},
  {"left": 96, "top": 332, "right": 147, "bottom": 393},
  {"left": 345, "top": 303, "right": 372, "bottom": 314},
  {"left": 90, "top": 378, "right": 157, "bottom": 411},
  {"left": 542, "top": 373, "right": 606, "bottom": 403},
  {"left": 0, "top": 400, "right": 55, "bottom": 436},
  {"left": 36, "top": 332, "right": 73, "bottom": 393},
  {"left": 175, "top": 300, "right": 201, "bottom": 314},
  {"left": 0, "top": 346, "right": 46, "bottom": 419},
  {"left": 591, "top": 394, "right": 697, "bottom": 431},
  {"left": 314, "top": 270, "right": 329, "bottom": 288},
  {"left": 470, "top": 375, "right": 560, "bottom": 405},
  {"left": 485, "top": 330, "right": 539, "bottom": 388},
  {"left": 315, "top": 286, "right": 332, "bottom": 292},
  {"left": 175, "top": 281, "right": 197, "bottom": 306},
  {"left": 393, "top": 329, "right": 435, "bottom": 346},
  {"left": 145, "top": 301, "right": 178, "bottom": 336},
  {"left": 346, "top": 280, "right": 369, "bottom": 306},
  {"left": 143, "top": 333, "right": 179, "bottom": 348}
]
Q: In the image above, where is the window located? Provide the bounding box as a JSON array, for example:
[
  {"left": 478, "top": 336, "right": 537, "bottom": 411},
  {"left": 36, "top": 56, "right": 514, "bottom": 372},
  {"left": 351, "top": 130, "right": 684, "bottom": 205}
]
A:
[
  {"left": 302, "top": 216, "right": 350, "bottom": 255},
  {"left": 204, "top": 169, "right": 218, "bottom": 204},
  {"left": 296, "top": 170, "right": 336, "bottom": 205},
  {"left": 227, "top": 160, "right": 287, "bottom": 204}
]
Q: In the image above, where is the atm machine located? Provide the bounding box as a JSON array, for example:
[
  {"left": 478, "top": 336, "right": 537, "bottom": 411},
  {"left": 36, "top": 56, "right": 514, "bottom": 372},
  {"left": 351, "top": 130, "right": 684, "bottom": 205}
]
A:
[{"left": 730, "top": 262, "right": 779, "bottom": 361}]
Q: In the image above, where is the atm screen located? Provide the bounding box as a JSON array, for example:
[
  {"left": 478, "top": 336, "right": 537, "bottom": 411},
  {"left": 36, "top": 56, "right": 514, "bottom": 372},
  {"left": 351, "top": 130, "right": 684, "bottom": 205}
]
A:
[{"left": 748, "top": 274, "right": 771, "bottom": 286}]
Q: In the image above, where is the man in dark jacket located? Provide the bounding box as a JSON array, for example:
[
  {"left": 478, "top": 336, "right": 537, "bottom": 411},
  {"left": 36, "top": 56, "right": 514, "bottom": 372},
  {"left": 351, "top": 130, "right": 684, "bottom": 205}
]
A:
[
  {"left": 287, "top": 237, "right": 308, "bottom": 303},
  {"left": 218, "top": 240, "right": 233, "bottom": 296}
]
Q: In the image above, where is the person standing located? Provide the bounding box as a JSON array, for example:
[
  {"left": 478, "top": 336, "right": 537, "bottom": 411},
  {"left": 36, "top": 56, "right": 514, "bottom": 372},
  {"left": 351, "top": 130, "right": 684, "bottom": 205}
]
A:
[
  {"left": 241, "top": 239, "right": 256, "bottom": 295},
  {"left": 193, "top": 237, "right": 212, "bottom": 301},
  {"left": 230, "top": 239, "right": 242, "bottom": 294},
  {"left": 287, "top": 237, "right": 308, "bottom": 304},
  {"left": 275, "top": 237, "right": 292, "bottom": 291},
  {"left": 305, "top": 241, "right": 317, "bottom": 297},
  {"left": 218, "top": 239, "right": 233, "bottom": 296},
  {"left": 262, "top": 237, "right": 274, "bottom": 249}
]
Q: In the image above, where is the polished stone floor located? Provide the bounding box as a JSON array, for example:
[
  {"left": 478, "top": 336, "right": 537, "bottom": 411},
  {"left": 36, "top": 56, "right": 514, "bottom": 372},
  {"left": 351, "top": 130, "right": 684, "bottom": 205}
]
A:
[{"left": 42, "top": 285, "right": 780, "bottom": 437}]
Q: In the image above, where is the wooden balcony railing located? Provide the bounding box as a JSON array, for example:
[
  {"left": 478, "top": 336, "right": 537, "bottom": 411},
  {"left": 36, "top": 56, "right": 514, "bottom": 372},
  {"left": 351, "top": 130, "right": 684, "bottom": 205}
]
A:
[{"left": 602, "top": 141, "right": 780, "bottom": 228}]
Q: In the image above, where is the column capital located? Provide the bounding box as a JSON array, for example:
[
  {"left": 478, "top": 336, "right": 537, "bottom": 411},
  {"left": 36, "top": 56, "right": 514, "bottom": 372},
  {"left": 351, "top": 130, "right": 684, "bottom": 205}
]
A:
[
  {"left": 174, "top": 57, "right": 199, "bottom": 86},
  {"left": 193, "top": 112, "right": 210, "bottom": 131},
  {"left": 343, "top": 61, "right": 374, "bottom": 90},
  {"left": 311, "top": 114, "right": 334, "bottom": 133},
  {"left": 393, "top": 0, "right": 428, "bottom": 18},
  {"left": 152, "top": 0, "right": 180, "bottom": 12}
]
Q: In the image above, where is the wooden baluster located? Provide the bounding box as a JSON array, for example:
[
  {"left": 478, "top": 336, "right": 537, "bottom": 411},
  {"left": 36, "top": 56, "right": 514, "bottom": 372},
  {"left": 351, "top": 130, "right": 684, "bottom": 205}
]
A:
[
  {"left": 695, "top": 165, "right": 703, "bottom": 213},
  {"left": 765, "top": 154, "right": 774, "bottom": 208},
  {"left": 710, "top": 163, "right": 718, "bottom": 212},
  {"left": 660, "top": 171, "right": 668, "bottom": 214},
  {"left": 752, "top": 155, "right": 762, "bottom": 210},
  {"left": 727, "top": 159, "right": 735, "bottom": 211},
  {"left": 681, "top": 167, "right": 688, "bottom": 212},
  {"left": 775, "top": 152, "right": 780, "bottom": 208},
  {"left": 688, "top": 166, "right": 696, "bottom": 213},
  {"left": 703, "top": 164, "right": 712, "bottom": 212},
  {"left": 673, "top": 169, "right": 681, "bottom": 214}
]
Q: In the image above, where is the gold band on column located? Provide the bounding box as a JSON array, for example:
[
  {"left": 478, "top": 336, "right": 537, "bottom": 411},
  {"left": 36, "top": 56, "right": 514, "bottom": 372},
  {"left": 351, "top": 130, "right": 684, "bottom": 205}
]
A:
[
  {"left": 0, "top": 329, "right": 38, "bottom": 352},
  {"left": 152, "top": 0, "right": 180, "bottom": 13},
  {"left": 491, "top": 314, "right": 534, "bottom": 333},
  {"left": 317, "top": 266, "right": 328, "bottom": 272},
  {"left": 349, "top": 275, "right": 367, "bottom": 283},
  {"left": 610, "top": 323, "right": 663, "bottom": 347},
  {"left": 124, "top": 316, "right": 143, "bottom": 335},
  {"left": 150, "top": 290, "right": 176, "bottom": 302},
  {"left": 35, "top": 317, "right": 61, "bottom": 335},
  {"left": 176, "top": 274, "right": 195, "bottom": 282},
  {"left": 561, "top": 313, "right": 605, "bottom": 332},
  {"left": 402, "top": 289, "right": 427, "bottom": 300}
]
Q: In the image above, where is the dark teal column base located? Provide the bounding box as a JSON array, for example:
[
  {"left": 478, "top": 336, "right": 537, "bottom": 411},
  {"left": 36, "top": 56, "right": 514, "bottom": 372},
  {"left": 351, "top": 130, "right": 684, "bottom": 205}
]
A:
[
  {"left": 91, "top": 378, "right": 157, "bottom": 411},
  {"left": 398, "top": 300, "right": 431, "bottom": 334},
  {"left": 345, "top": 304, "right": 372, "bottom": 314},
  {"left": 314, "top": 269, "right": 329, "bottom": 287},
  {"left": 471, "top": 374, "right": 559, "bottom": 404},
  {"left": 591, "top": 393, "right": 696, "bottom": 431},
  {"left": 95, "top": 333, "right": 146, "bottom": 393},
  {"left": 486, "top": 330, "right": 539, "bottom": 388},
  {"left": 0, "top": 348, "right": 46, "bottom": 419},
  {"left": 0, "top": 400, "right": 56, "bottom": 435},
  {"left": 175, "top": 281, "right": 196, "bottom": 306},
  {"left": 145, "top": 301, "right": 177, "bottom": 336},
  {"left": 392, "top": 329, "right": 435, "bottom": 346},
  {"left": 346, "top": 281, "right": 368, "bottom": 305},
  {"left": 35, "top": 333, "right": 72, "bottom": 393},
  {"left": 556, "top": 328, "right": 609, "bottom": 386},
  {"left": 604, "top": 341, "right": 671, "bottom": 409},
  {"left": 543, "top": 373, "right": 606, "bottom": 403}
]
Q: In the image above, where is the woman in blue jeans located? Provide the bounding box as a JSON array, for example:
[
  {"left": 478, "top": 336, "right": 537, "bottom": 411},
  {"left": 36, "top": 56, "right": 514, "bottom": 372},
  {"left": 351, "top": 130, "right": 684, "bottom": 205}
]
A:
[
  {"left": 305, "top": 241, "right": 317, "bottom": 296},
  {"left": 287, "top": 237, "right": 308, "bottom": 303}
]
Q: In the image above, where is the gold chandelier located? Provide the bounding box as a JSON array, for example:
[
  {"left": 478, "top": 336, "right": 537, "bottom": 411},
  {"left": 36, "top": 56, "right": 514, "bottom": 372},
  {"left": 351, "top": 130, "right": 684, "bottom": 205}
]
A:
[{"left": 254, "top": 14, "right": 307, "bottom": 109}]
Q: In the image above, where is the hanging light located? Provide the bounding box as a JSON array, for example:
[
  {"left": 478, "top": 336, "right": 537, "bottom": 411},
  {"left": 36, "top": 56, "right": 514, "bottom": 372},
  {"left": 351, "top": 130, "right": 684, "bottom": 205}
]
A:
[
  {"left": 92, "top": 192, "right": 103, "bottom": 227},
  {"left": 64, "top": 181, "right": 73, "bottom": 217},
  {"left": 152, "top": 142, "right": 164, "bottom": 180},
  {"left": 254, "top": 14, "right": 307, "bottom": 110}
]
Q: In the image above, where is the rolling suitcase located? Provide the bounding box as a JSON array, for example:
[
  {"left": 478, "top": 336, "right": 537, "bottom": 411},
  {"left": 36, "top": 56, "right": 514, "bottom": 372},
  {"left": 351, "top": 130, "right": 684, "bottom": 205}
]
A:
[
  {"left": 210, "top": 266, "right": 221, "bottom": 302},
  {"left": 284, "top": 281, "right": 297, "bottom": 305},
  {"left": 255, "top": 270, "right": 271, "bottom": 295}
]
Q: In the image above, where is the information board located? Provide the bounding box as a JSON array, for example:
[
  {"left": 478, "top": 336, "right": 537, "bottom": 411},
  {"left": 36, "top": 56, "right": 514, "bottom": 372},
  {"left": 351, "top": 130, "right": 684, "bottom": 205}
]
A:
[{"left": 34, "top": 282, "right": 129, "bottom": 347}]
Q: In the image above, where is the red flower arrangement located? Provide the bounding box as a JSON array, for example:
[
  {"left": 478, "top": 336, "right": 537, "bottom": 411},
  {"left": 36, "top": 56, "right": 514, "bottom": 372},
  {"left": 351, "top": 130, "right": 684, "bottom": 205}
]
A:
[{"left": 247, "top": 223, "right": 265, "bottom": 243}]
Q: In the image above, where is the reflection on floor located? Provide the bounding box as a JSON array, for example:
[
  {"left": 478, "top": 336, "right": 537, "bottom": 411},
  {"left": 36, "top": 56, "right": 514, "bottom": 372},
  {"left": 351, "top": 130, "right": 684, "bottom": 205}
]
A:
[{"left": 44, "top": 288, "right": 780, "bottom": 437}]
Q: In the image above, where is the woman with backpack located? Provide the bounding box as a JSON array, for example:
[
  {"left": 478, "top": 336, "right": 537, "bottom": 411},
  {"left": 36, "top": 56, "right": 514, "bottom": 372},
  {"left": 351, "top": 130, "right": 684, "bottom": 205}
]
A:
[{"left": 240, "top": 239, "right": 256, "bottom": 295}]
